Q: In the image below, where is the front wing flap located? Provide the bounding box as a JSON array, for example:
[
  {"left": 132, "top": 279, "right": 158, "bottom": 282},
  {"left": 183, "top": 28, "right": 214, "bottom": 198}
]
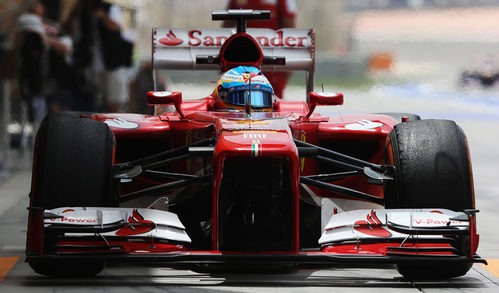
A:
[
  {"left": 36, "top": 207, "right": 190, "bottom": 255},
  {"left": 320, "top": 209, "right": 469, "bottom": 245},
  {"left": 319, "top": 208, "right": 482, "bottom": 264}
]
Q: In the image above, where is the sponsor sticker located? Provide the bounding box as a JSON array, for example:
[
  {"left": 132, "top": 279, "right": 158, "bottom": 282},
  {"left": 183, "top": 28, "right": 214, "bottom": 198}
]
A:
[
  {"left": 232, "top": 130, "right": 276, "bottom": 134},
  {"left": 158, "top": 30, "right": 183, "bottom": 46},
  {"left": 234, "top": 120, "right": 270, "bottom": 125},
  {"left": 413, "top": 218, "right": 465, "bottom": 226},
  {"left": 104, "top": 118, "right": 139, "bottom": 129},
  {"left": 244, "top": 133, "right": 267, "bottom": 139},
  {"left": 157, "top": 29, "right": 311, "bottom": 48},
  {"left": 49, "top": 217, "right": 98, "bottom": 223},
  {"left": 152, "top": 91, "right": 173, "bottom": 97},
  {"left": 345, "top": 120, "right": 383, "bottom": 131},
  {"left": 300, "top": 130, "right": 306, "bottom": 172}
]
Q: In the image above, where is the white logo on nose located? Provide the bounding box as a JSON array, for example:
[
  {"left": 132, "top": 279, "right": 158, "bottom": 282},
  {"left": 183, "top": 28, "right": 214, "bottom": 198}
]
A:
[
  {"left": 104, "top": 118, "right": 139, "bottom": 129},
  {"left": 345, "top": 120, "right": 383, "bottom": 130}
]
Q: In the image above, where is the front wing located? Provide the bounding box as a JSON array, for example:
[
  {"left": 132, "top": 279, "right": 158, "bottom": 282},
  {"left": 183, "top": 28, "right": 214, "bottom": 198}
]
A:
[{"left": 27, "top": 207, "right": 485, "bottom": 267}]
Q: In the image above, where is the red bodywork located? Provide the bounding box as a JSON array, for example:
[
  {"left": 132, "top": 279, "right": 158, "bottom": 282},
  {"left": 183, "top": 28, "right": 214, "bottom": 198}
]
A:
[
  {"left": 89, "top": 106, "right": 392, "bottom": 254},
  {"left": 26, "top": 12, "right": 481, "bottom": 269}
]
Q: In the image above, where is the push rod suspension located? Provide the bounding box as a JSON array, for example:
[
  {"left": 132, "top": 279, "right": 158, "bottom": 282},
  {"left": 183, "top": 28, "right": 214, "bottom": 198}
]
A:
[
  {"left": 119, "top": 138, "right": 215, "bottom": 170},
  {"left": 294, "top": 139, "right": 384, "bottom": 172}
]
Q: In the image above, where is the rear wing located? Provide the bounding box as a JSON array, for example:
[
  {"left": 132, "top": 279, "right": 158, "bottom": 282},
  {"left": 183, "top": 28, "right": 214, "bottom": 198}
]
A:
[{"left": 152, "top": 28, "right": 316, "bottom": 93}]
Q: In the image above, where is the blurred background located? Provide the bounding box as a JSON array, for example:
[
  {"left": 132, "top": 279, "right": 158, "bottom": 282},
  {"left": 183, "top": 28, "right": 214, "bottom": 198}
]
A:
[
  {"left": 1, "top": 0, "right": 499, "bottom": 260},
  {"left": 1, "top": 1, "right": 499, "bottom": 173}
]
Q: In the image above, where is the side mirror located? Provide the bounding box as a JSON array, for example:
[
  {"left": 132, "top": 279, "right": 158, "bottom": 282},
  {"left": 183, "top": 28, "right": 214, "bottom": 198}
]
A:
[
  {"left": 147, "top": 91, "right": 184, "bottom": 118},
  {"left": 306, "top": 92, "right": 343, "bottom": 118}
]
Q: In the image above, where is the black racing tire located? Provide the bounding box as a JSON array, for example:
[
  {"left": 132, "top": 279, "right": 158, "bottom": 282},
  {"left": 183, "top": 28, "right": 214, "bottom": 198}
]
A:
[
  {"left": 376, "top": 112, "right": 421, "bottom": 123},
  {"left": 28, "top": 113, "right": 116, "bottom": 277},
  {"left": 384, "top": 119, "right": 475, "bottom": 280}
]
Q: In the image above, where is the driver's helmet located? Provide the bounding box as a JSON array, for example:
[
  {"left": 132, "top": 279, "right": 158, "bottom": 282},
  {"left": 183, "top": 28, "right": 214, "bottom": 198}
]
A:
[{"left": 213, "top": 66, "right": 274, "bottom": 111}]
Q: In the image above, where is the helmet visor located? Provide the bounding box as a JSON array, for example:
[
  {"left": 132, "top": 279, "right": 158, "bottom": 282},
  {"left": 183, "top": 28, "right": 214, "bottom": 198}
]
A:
[{"left": 226, "top": 90, "right": 273, "bottom": 108}]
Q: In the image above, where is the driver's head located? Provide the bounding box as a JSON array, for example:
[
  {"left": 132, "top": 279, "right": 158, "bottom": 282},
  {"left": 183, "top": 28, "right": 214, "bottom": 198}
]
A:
[{"left": 213, "top": 66, "right": 274, "bottom": 111}]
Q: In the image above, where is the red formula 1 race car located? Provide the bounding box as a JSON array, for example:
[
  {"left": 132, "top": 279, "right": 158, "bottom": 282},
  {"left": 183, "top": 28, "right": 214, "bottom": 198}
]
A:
[{"left": 26, "top": 10, "right": 484, "bottom": 279}]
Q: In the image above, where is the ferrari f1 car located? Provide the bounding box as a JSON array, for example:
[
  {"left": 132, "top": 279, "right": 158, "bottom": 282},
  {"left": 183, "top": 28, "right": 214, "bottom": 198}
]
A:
[{"left": 26, "top": 10, "right": 484, "bottom": 279}]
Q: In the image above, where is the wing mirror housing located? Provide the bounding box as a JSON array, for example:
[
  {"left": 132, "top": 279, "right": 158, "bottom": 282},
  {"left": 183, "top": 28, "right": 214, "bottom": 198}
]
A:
[
  {"left": 147, "top": 91, "right": 184, "bottom": 118},
  {"left": 306, "top": 92, "right": 343, "bottom": 119}
]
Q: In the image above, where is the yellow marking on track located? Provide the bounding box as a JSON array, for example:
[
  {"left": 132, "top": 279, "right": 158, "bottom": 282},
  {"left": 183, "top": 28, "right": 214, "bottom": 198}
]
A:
[
  {"left": 481, "top": 259, "right": 499, "bottom": 278},
  {"left": 0, "top": 256, "right": 19, "bottom": 282}
]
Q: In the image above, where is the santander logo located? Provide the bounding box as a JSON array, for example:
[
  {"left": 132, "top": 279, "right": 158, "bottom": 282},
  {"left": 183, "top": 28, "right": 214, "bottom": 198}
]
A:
[
  {"left": 116, "top": 209, "right": 155, "bottom": 236},
  {"left": 354, "top": 210, "right": 391, "bottom": 237},
  {"left": 159, "top": 30, "right": 183, "bottom": 46},
  {"left": 157, "top": 29, "right": 309, "bottom": 48}
]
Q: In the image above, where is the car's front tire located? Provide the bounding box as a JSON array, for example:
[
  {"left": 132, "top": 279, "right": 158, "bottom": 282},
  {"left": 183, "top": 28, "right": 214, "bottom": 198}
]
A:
[
  {"left": 27, "top": 113, "right": 116, "bottom": 277},
  {"left": 384, "top": 119, "right": 475, "bottom": 280}
]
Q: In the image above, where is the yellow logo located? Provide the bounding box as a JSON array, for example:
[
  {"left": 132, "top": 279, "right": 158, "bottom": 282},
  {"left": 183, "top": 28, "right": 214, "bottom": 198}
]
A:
[
  {"left": 300, "top": 131, "right": 306, "bottom": 173},
  {"left": 234, "top": 120, "right": 270, "bottom": 125}
]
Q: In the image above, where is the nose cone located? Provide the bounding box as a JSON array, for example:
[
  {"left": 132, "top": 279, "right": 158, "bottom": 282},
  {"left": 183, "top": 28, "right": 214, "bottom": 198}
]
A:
[{"left": 214, "top": 117, "right": 297, "bottom": 159}]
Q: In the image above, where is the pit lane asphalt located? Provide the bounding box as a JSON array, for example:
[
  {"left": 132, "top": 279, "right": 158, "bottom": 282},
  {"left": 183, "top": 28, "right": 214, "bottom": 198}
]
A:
[{"left": 1, "top": 85, "right": 499, "bottom": 292}]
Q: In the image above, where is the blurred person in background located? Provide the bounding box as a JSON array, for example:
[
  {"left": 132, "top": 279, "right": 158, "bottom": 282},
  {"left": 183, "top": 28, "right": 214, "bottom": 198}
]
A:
[
  {"left": 70, "top": 0, "right": 133, "bottom": 113},
  {"left": 16, "top": 1, "right": 72, "bottom": 132},
  {"left": 223, "top": 0, "right": 297, "bottom": 99},
  {"left": 88, "top": 0, "right": 133, "bottom": 113},
  {"left": 44, "top": 6, "right": 79, "bottom": 114}
]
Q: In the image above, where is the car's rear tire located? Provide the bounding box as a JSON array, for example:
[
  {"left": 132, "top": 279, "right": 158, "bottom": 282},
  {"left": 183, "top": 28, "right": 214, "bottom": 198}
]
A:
[
  {"left": 384, "top": 119, "right": 475, "bottom": 280},
  {"left": 27, "top": 113, "right": 116, "bottom": 277}
]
